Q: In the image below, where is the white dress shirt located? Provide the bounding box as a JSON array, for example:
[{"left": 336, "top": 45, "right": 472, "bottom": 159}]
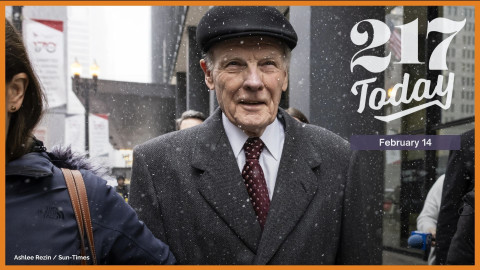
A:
[{"left": 222, "top": 113, "right": 285, "bottom": 199}]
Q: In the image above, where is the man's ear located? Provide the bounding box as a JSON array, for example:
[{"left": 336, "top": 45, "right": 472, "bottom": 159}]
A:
[
  {"left": 6, "top": 73, "right": 29, "bottom": 112},
  {"left": 282, "top": 70, "right": 288, "bottom": 92},
  {"left": 200, "top": 59, "right": 215, "bottom": 90}
]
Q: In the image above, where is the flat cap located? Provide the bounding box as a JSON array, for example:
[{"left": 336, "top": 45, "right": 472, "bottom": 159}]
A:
[{"left": 196, "top": 6, "right": 298, "bottom": 52}]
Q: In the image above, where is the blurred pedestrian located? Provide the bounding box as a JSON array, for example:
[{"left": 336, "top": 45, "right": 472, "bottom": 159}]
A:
[
  {"left": 446, "top": 189, "right": 474, "bottom": 264},
  {"left": 416, "top": 174, "right": 444, "bottom": 265},
  {"left": 176, "top": 109, "right": 206, "bottom": 130},
  {"left": 130, "top": 6, "right": 372, "bottom": 265},
  {"left": 5, "top": 19, "right": 175, "bottom": 265},
  {"left": 115, "top": 175, "right": 129, "bottom": 201},
  {"left": 435, "top": 129, "right": 474, "bottom": 264},
  {"left": 285, "top": 107, "right": 309, "bottom": 124}
]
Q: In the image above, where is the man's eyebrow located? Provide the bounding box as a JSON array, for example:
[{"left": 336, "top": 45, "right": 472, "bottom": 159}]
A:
[{"left": 218, "top": 55, "right": 244, "bottom": 63}]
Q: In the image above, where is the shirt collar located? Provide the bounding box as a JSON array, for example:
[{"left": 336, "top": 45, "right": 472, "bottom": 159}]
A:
[{"left": 222, "top": 112, "right": 284, "bottom": 161}]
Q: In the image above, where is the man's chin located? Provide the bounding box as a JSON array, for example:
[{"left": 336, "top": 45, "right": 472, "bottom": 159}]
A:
[{"left": 236, "top": 119, "right": 273, "bottom": 136}]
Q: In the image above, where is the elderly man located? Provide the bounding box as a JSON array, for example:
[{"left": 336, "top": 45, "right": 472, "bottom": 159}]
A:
[{"left": 130, "top": 6, "right": 372, "bottom": 264}]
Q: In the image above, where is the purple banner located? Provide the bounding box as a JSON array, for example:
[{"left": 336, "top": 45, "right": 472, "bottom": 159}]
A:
[{"left": 350, "top": 135, "right": 461, "bottom": 150}]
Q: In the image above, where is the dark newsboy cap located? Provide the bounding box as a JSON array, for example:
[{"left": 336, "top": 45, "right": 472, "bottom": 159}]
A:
[{"left": 196, "top": 6, "right": 298, "bottom": 52}]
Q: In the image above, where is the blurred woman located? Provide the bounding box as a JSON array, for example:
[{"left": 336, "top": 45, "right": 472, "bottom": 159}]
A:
[{"left": 5, "top": 19, "right": 175, "bottom": 265}]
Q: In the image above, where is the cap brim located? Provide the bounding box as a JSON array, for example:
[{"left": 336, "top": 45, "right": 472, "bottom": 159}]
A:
[{"left": 202, "top": 31, "right": 297, "bottom": 52}]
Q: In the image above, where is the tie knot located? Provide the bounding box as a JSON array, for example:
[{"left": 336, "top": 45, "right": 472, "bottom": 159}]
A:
[{"left": 243, "top": 137, "right": 264, "bottom": 160}]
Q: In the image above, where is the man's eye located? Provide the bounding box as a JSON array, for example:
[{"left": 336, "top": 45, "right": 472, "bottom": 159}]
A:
[
  {"left": 264, "top": 61, "right": 276, "bottom": 66},
  {"left": 226, "top": 61, "right": 240, "bottom": 66}
]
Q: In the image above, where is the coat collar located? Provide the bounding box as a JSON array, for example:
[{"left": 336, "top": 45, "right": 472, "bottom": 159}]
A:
[
  {"left": 6, "top": 151, "right": 54, "bottom": 178},
  {"left": 191, "top": 107, "right": 322, "bottom": 261},
  {"left": 5, "top": 151, "right": 68, "bottom": 194}
]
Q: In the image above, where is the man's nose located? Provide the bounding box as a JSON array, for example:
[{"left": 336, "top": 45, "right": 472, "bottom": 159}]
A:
[{"left": 243, "top": 67, "right": 264, "bottom": 91}]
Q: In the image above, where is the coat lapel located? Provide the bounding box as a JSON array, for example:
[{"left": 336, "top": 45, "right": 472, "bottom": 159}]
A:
[
  {"left": 192, "top": 108, "right": 262, "bottom": 254},
  {"left": 254, "top": 109, "right": 322, "bottom": 264}
]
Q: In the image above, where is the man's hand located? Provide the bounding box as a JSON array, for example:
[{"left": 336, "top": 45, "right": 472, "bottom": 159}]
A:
[{"left": 427, "top": 227, "right": 437, "bottom": 246}]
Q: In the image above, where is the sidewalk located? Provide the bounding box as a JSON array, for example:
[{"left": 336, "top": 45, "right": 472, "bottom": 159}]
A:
[{"left": 383, "top": 250, "right": 427, "bottom": 265}]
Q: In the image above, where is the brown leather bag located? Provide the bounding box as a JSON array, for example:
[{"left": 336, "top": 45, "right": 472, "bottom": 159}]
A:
[{"left": 61, "top": 168, "right": 98, "bottom": 265}]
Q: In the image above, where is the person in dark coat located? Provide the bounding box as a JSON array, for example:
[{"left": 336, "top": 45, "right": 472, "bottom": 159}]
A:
[
  {"left": 130, "top": 6, "right": 375, "bottom": 265},
  {"left": 115, "top": 175, "right": 129, "bottom": 200},
  {"left": 435, "top": 128, "right": 474, "bottom": 264},
  {"left": 5, "top": 19, "right": 175, "bottom": 265},
  {"left": 446, "top": 189, "right": 474, "bottom": 264}
]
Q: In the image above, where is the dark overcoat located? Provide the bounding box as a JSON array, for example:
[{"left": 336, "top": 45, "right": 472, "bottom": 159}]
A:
[
  {"left": 436, "top": 129, "right": 474, "bottom": 264},
  {"left": 446, "top": 190, "right": 474, "bottom": 265},
  {"left": 130, "top": 108, "right": 374, "bottom": 264}
]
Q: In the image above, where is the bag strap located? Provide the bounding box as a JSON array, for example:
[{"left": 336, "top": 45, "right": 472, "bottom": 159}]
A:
[
  {"left": 70, "top": 169, "right": 97, "bottom": 264},
  {"left": 61, "top": 168, "right": 98, "bottom": 265},
  {"left": 62, "top": 168, "right": 88, "bottom": 265}
]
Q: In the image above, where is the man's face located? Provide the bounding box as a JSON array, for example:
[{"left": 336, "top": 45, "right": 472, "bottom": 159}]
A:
[{"left": 201, "top": 36, "right": 288, "bottom": 137}]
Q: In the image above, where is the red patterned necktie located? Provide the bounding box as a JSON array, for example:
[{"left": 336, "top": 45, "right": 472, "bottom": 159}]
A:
[{"left": 242, "top": 137, "right": 270, "bottom": 230}]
